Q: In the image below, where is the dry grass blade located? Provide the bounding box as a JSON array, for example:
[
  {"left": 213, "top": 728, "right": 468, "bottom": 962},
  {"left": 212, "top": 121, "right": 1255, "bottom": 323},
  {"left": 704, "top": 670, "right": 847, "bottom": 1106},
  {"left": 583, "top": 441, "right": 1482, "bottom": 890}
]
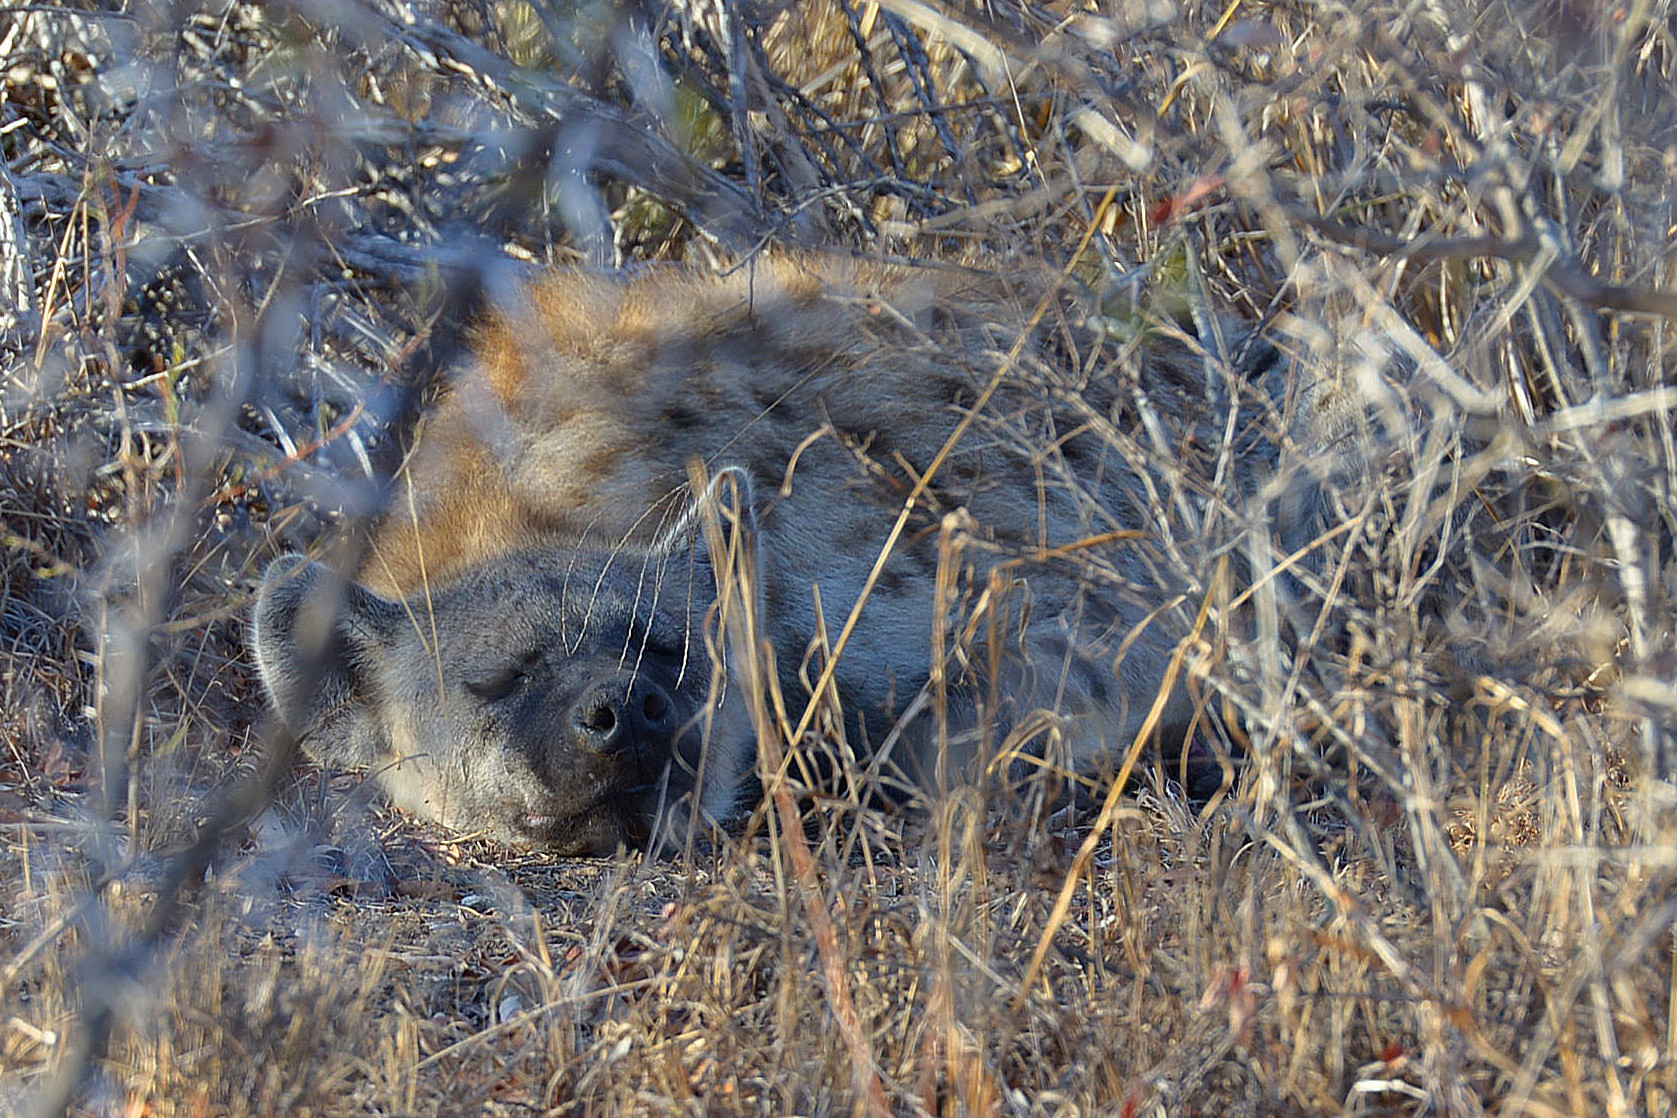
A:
[{"left": 692, "top": 461, "right": 891, "bottom": 1116}]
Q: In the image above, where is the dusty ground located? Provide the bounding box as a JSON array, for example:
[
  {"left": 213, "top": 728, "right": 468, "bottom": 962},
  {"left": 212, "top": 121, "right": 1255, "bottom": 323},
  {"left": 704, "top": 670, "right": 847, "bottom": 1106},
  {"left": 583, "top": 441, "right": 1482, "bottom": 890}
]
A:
[{"left": 2, "top": 0, "right": 1675, "bottom": 1114}]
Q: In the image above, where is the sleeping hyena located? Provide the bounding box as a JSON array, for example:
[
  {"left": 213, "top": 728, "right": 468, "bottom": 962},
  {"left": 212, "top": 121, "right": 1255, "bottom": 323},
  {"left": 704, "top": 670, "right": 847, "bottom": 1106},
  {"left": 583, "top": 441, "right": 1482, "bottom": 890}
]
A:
[{"left": 252, "top": 253, "right": 1302, "bottom": 854}]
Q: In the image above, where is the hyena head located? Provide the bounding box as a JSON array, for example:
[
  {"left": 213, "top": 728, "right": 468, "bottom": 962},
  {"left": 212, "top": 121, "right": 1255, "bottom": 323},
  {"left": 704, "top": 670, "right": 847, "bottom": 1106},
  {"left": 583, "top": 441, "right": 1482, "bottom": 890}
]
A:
[{"left": 250, "top": 513, "right": 753, "bottom": 855}]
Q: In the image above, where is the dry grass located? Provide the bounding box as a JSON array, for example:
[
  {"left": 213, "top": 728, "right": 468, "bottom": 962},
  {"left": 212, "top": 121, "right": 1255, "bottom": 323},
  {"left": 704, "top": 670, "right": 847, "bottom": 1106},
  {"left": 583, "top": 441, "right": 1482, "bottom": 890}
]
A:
[{"left": 2, "top": 0, "right": 1675, "bottom": 1114}]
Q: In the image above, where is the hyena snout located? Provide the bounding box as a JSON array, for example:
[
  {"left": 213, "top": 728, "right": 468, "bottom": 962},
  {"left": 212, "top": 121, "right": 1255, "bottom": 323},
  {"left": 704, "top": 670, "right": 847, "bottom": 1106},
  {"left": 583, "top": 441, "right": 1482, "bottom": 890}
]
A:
[{"left": 570, "top": 673, "right": 681, "bottom": 758}]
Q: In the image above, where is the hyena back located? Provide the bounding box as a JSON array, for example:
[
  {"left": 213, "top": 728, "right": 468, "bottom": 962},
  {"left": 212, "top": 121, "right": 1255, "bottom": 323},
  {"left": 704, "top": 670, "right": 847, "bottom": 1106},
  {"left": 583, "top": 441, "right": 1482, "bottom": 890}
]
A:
[{"left": 253, "top": 254, "right": 1294, "bottom": 854}]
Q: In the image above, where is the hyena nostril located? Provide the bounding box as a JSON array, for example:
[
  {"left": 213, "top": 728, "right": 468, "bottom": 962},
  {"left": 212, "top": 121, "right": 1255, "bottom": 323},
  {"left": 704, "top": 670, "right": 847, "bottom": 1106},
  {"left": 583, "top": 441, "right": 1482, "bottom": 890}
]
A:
[
  {"left": 584, "top": 703, "right": 617, "bottom": 733},
  {"left": 578, "top": 697, "right": 621, "bottom": 745},
  {"left": 574, "top": 677, "right": 677, "bottom": 754},
  {"left": 641, "top": 689, "right": 671, "bottom": 727}
]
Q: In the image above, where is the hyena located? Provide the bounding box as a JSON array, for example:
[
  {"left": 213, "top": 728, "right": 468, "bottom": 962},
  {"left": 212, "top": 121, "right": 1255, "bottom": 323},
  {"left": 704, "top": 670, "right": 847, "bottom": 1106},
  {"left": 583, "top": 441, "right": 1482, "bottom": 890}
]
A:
[{"left": 252, "top": 254, "right": 1298, "bottom": 854}]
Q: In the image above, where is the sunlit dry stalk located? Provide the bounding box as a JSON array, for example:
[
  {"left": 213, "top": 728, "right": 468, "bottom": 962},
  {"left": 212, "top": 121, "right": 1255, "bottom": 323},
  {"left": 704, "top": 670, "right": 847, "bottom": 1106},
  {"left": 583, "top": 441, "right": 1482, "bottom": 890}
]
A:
[{"left": 693, "top": 460, "right": 890, "bottom": 1117}]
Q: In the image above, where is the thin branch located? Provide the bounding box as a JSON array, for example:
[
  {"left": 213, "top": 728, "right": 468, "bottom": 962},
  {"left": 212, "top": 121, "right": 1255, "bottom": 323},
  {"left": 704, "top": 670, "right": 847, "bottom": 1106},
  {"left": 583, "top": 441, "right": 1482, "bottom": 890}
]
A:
[{"left": 1300, "top": 212, "right": 1677, "bottom": 321}]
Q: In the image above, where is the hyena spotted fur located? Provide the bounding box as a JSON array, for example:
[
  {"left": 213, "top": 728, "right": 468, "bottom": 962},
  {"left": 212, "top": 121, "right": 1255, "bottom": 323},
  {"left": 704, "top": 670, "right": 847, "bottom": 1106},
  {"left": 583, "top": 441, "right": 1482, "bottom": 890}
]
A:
[{"left": 253, "top": 254, "right": 1306, "bottom": 854}]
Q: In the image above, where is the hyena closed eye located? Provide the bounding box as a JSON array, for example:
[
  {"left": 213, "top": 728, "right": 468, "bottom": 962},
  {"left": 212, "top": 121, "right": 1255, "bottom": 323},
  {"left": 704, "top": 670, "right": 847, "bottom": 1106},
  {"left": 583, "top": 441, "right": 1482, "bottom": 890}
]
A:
[{"left": 253, "top": 254, "right": 1299, "bottom": 854}]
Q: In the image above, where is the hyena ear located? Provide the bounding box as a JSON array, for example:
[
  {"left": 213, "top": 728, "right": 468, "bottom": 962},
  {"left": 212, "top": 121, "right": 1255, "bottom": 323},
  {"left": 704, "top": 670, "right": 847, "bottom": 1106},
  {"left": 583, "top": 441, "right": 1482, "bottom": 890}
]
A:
[{"left": 250, "top": 554, "right": 403, "bottom": 770}]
